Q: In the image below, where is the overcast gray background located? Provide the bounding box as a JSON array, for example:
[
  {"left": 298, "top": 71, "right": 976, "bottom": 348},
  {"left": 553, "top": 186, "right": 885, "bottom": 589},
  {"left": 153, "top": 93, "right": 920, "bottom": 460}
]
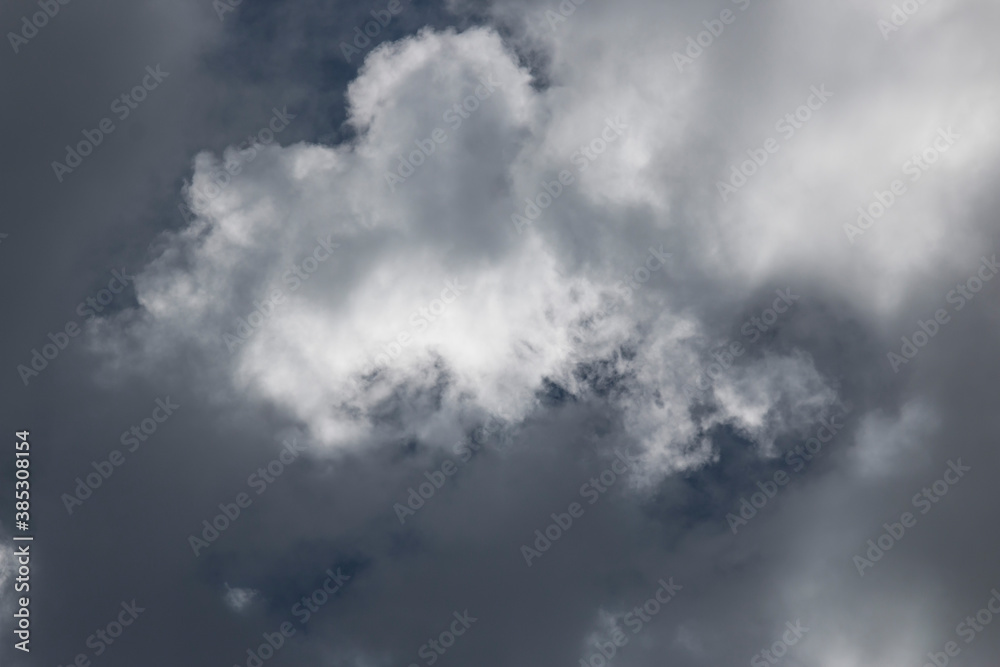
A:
[{"left": 2, "top": 1, "right": 999, "bottom": 666}]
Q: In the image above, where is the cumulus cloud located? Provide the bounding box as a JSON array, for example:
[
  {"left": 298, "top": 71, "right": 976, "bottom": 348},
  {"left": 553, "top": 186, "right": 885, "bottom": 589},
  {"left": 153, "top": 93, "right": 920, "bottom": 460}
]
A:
[{"left": 94, "top": 24, "right": 847, "bottom": 481}]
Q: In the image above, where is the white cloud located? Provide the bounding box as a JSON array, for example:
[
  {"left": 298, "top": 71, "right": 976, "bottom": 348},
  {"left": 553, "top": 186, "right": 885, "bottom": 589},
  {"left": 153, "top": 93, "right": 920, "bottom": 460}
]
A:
[
  {"left": 91, "top": 22, "right": 849, "bottom": 479},
  {"left": 223, "top": 583, "right": 259, "bottom": 613},
  {"left": 97, "top": 0, "right": 1000, "bottom": 485}
]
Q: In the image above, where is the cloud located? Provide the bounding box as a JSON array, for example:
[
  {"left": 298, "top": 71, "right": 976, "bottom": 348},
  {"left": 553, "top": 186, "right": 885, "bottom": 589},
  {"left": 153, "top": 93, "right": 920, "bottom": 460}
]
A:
[
  {"left": 47, "top": 2, "right": 1000, "bottom": 665},
  {"left": 94, "top": 24, "right": 846, "bottom": 483},
  {"left": 223, "top": 583, "right": 259, "bottom": 613},
  {"left": 850, "top": 398, "right": 939, "bottom": 478}
]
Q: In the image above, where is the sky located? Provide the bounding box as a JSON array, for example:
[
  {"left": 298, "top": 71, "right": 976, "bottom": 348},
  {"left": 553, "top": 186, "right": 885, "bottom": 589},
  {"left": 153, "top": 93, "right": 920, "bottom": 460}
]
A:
[{"left": 1, "top": 0, "right": 1000, "bottom": 666}]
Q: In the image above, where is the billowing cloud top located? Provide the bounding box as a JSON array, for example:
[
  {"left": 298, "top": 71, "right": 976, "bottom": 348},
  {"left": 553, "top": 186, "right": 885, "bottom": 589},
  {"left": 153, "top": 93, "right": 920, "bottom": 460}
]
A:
[{"left": 93, "top": 24, "right": 870, "bottom": 481}]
